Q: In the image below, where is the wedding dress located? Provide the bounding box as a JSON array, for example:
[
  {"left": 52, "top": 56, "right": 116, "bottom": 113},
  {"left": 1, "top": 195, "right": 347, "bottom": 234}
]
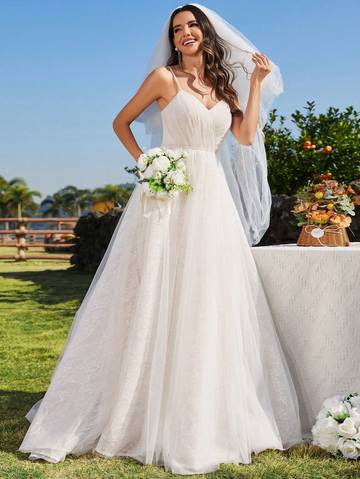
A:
[{"left": 18, "top": 66, "right": 302, "bottom": 475}]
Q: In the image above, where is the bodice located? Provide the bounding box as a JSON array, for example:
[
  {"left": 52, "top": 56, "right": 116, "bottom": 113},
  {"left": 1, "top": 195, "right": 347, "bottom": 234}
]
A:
[{"left": 160, "top": 76, "right": 232, "bottom": 153}]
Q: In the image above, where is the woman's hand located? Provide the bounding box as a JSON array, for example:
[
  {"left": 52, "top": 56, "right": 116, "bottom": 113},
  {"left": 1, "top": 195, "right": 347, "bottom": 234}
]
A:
[
  {"left": 230, "top": 52, "right": 272, "bottom": 145},
  {"left": 250, "top": 52, "right": 271, "bottom": 83}
]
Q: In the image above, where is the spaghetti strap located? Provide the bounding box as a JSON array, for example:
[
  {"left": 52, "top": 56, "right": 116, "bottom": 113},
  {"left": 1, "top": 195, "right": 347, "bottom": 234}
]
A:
[{"left": 167, "top": 66, "right": 182, "bottom": 92}]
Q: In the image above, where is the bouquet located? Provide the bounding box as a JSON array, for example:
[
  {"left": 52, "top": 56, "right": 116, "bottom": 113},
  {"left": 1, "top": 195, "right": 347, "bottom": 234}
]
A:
[
  {"left": 291, "top": 172, "right": 358, "bottom": 228},
  {"left": 125, "top": 147, "right": 193, "bottom": 199},
  {"left": 312, "top": 392, "right": 360, "bottom": 459}
]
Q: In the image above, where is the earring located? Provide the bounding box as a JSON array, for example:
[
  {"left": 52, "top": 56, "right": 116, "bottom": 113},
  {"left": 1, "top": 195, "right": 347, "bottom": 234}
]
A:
[{"left": 175, "top": 47, "right": 181, "bottom": 64}]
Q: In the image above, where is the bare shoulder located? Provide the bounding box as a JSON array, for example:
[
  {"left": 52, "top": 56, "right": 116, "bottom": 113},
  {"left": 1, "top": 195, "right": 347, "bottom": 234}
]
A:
[
  {"left": 147, "top": 66, "right": 171, "bottom": 86},
  {"left": 112, "top": 66, "right": 175, "bottom": 126},
  {"left": 145, "top": 66, "right": 177, "bottom": 110}
]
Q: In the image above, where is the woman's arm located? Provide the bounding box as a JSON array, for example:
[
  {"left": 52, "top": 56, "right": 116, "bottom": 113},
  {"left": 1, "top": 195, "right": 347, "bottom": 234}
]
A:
[
  {"left": 112, "top": 67, "right": 169, "bottom": 162},
  {"left": 230, "top": 52, "right": 271, "bottom": 146}
]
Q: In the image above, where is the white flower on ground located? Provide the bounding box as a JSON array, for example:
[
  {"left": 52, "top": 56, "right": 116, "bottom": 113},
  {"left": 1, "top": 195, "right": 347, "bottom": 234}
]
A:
[
  {"left": 349, "top": 396, "right": 360, "bottom": 409},
  {"left": 338, "top": 418, "right": 358, "bottom": 438},
  {"left": 312, "top": 416, "right": 339, "bottom": 451},
  {"left": 316, "top": 408, "right": 330, "bottom": 421},
  {"left": 338, "top": 438, "right": 360, "bottom": 459},
  {"left": 329, "top": 402, "right": 350, "bottom": 421},
  {"left": 153, "top": 155, "right": 171, "bottom": 173},
  {"left": 350, "top": 408, "right": 360, "bottom": 428},
  {"left": 322, "top": 395, "right": 345, "bottom": 410}
]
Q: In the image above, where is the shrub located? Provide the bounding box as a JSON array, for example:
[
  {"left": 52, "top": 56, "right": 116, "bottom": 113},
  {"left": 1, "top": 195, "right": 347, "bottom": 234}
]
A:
[{"left": 264, "top": 101, "right": 360, "bottom": 195}]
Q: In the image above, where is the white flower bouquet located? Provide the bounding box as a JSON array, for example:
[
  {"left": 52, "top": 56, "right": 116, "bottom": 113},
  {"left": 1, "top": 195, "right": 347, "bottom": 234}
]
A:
[
  {"left": 312, "top": 392, "right": 360, "bottom": 459},
  {"left": 125, "top": 147, "right": 193, "bottom": 199}
]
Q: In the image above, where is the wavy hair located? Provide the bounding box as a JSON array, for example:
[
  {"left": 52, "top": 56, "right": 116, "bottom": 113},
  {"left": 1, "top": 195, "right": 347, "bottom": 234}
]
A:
[{"left": 167, "top": 4, "right": 249, "bottom": 114}]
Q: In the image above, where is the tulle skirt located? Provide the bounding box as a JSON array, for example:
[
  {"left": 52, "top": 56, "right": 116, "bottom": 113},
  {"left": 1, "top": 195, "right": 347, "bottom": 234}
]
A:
[{"left": 18, "top": 149, "right": 302, "bottom": 475}]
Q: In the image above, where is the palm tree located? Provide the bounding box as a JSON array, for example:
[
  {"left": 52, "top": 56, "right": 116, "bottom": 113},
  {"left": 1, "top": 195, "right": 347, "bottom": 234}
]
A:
[
  {"left": 5, "top": 179, "right": 41, "bottom": 218},
  {"left": 55, "top": 186, "right": 93, "bottom": 217},
  {"left": 0, "top": 176, "right": 10, "bottom": 217},
  {"left": 40, "top": 193, "right": 64, "bottom": 217},
  {"left": 93, "top": 184, "right": 132, "bottom": 209}
]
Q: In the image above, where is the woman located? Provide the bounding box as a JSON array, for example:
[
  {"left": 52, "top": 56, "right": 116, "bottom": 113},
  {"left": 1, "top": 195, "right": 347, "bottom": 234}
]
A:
[{"left": 19, "top": 4, "right": 303, "bottom": 475}]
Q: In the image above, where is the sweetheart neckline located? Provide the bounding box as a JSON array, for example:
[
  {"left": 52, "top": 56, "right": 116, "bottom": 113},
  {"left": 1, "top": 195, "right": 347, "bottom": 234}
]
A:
[{"left": 160, "top": 90, "right": 228, "bottom": 115}]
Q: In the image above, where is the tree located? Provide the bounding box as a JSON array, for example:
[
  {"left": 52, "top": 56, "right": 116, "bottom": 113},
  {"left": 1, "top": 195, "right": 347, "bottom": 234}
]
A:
[
  {"left": 53, "top": 186, "right": 93, "bottom": 217},
  {"left": 93, "top": 184, "right": 133, "bottom": 209},
  {"left": 4, "top": 178, "right": 41, "bottom": 217},
  {"left": 264, "top": 101, "right": 360, "bottom": 195}
]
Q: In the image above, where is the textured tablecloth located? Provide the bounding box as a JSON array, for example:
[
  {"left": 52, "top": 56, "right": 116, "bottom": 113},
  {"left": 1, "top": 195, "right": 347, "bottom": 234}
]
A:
[{"left": 251, "top": 242, "right": 360, "bottom": 437}]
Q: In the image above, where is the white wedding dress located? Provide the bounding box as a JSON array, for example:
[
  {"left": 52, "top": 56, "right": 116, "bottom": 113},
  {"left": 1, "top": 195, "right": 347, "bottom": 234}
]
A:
[{"left": 19, "top": 66, "right": 302, "bottom": 475}]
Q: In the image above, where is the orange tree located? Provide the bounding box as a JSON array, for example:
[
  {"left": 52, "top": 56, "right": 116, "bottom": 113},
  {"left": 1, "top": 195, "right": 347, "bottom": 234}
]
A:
[{"left": 264, "top": 101, "right": 360, "bottom": 195}]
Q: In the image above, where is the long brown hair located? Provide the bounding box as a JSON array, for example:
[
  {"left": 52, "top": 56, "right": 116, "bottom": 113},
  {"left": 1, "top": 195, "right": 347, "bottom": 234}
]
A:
[{"left": 167, "top": 5, "right": 248, "bottom": 114}]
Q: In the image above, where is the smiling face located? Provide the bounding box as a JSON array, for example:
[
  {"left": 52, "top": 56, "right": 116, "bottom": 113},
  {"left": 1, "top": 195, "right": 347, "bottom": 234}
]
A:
[{"left": 172, "top": 10, "right": 203, "bottom": 56}]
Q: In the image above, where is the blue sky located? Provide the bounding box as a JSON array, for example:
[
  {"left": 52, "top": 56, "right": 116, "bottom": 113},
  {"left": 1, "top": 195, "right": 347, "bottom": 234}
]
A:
[{"left": 1, "top": 0, "right": 359, "bottom": 199}]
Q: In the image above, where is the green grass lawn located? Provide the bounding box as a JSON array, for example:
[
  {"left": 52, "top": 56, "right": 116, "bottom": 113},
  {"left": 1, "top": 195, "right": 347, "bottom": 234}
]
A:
[{"left": 1, "top": 259, "right": 360, "bottom": 478}]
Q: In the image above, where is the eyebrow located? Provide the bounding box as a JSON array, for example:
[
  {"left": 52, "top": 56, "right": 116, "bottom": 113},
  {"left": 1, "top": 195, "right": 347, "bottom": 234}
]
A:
[{"left": 173, "top": 20, "right": 197, "bottom": 29}]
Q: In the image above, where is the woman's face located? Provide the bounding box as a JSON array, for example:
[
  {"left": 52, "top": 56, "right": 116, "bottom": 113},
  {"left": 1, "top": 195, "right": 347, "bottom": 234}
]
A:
[{"left": 172, "top": 11, "right": 203, "bottom": 55}]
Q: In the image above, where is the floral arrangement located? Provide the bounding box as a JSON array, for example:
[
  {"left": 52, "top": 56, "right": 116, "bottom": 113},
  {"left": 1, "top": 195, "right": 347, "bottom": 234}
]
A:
[
  {"left": 125, "top": 147, "right": 193, "bottom": 199},
  {"left": 312, "top": 392, "right": 360, "bottom": 459},
  {"left": 291, "top": 172, "right": 358, "bottom": 228}
]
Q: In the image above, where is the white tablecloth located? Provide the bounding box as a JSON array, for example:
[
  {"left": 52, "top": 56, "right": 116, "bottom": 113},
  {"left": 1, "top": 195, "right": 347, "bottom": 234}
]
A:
[{"left": 251, "top": 242, "right": 360, "bottom": 437}]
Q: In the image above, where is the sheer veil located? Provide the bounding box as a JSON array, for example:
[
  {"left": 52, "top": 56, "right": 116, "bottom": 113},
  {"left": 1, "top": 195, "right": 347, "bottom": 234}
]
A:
[{"left": 136, "top": 3, "right": 284, "bottom": 245}]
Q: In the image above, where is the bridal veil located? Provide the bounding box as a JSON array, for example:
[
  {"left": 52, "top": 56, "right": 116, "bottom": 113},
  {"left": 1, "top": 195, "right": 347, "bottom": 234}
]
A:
[{"left": 135, "top": 3, "right": 284, "bottom": 246}]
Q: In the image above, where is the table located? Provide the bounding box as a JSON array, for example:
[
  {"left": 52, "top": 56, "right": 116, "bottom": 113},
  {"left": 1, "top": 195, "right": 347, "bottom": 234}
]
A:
[{"left": 251, "top": 242, "right": 360, "bottom": 437}]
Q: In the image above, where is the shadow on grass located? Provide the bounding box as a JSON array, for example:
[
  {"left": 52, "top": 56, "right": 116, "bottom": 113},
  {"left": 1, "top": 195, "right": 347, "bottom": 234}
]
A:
[
  {"left": 0, "top": 268, "right": 92, "bottom": 306},
  {"left": 0, "top": 389, "right": 45, "bottom": 454}
]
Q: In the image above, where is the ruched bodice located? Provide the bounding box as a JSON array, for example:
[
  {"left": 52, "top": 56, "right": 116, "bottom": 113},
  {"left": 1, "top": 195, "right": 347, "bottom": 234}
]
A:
[{"left": 161, "top": 67, "right": 232, "bottom": 153}]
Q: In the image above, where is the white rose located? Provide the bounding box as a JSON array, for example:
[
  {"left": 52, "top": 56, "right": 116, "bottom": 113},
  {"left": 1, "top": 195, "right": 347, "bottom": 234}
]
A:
[
  {"left": 147, "top": 147, "right": 163, "bottom": 156},
  {"left": 329, "top": 402, "right": 350, "bottom": 421},
  {"left": 316, "top": 407, "right": 330, "bottom": 421},
  {"left": 153, "top": 155, "right": 170, "bottom": 173},
  {"left": 350, "top": 408, "right": 360, "bottom": 428},
  {"left": 137, "top": 153, "right": 148, "bottom": 171},
  {"left": 168, "top": 170, "right": 185, "bottom": 186},
  {"left": 143, "top": 163, "right": 155, "bottom": 179},
  {"left": 322, "top": 395, "right": 345, "bottom": 410},
  {"left": 161, "top": 147, "right": 174, "bottom": 158},
  {"left": 312, "top": 416, "right": 339, "bottom": 451},
  {"left": 338, "top": 418, "right": 358, "bottom": 438},
  {"left": 349, "top": 395, "right": 360, "bottom": 409},
  {"left": 176, "top": 159, "right": 186, "bottom": 170},
  {"left": 338, "top": 438, "right": 360, "bottom": 459}
]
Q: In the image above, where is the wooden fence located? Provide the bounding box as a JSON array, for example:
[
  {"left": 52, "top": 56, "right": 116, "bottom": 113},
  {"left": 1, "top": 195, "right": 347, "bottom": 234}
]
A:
[{"left": 0, "top": 217, "right": 79, "bottom": 261}]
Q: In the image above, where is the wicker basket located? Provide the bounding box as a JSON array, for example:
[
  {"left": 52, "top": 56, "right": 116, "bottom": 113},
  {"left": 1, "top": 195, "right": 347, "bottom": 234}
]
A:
[{"left": 297, "top": 224, "right": 350, "bottom": 247}]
